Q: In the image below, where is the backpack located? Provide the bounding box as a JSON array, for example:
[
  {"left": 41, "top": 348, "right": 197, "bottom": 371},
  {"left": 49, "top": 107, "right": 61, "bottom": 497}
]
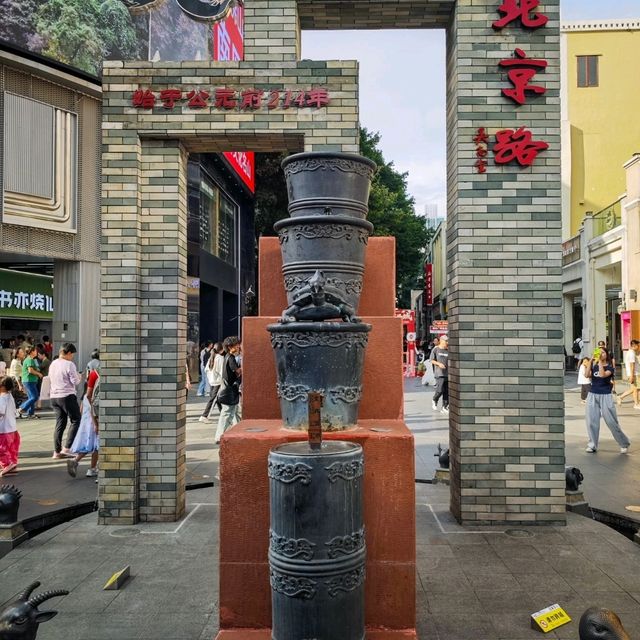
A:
[{"left": 572, "top": 341, "right": 581, "bottom": 355}]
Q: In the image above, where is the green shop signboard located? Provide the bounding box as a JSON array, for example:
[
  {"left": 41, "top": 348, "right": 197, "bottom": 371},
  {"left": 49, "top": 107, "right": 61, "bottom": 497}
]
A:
[{"left": 0, "top": 269, "right": 54, "bottom": 320}]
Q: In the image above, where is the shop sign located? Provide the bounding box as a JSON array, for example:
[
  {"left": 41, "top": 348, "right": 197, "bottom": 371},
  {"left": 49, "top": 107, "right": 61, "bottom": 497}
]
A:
[
  {"left": 561, "top": 236, "right": 581, "bottom": 266},
  {"left": 425, "top": 263, "right": 433, "bottom": 306},
  {"left": 430, "top": 320, "right": 448, "bottom": 335},
  {"left": 132, "top": 87, "right": 330, "bottom": 110},
  {"left": 224, "top": 151, "right": 255, "bottom": 193},
  {"left": 474, "top": 1, "right": 550, "bottom": 172},
  {"left": 214, "top": 3, "right": 244, "bottom": 61},
  {"left": 0, "top": 269, "right": 54, "bottom": 320}
]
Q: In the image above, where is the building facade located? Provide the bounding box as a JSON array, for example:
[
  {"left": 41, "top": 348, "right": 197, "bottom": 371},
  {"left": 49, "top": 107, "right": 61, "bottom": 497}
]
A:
[
  {"left": 561, "top": 20, "right": 640, "bottom": 359},
  {"left": 0, "top": 47, "right": 102, "bottom": 368}
]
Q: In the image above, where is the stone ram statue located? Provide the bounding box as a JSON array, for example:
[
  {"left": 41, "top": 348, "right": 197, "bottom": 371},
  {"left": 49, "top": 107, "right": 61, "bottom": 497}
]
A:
[{"left": 0, "top": 582, "right": 68, "bottom": 640}]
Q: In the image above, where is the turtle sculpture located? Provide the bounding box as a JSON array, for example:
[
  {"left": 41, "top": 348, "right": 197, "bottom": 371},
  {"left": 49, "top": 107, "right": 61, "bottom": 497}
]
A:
[
  {"left": 579, "top": 607, "right": 631, "bottom": 640},
  {"left": 0, "top": 582, "right": 68, "bottom": 640}
]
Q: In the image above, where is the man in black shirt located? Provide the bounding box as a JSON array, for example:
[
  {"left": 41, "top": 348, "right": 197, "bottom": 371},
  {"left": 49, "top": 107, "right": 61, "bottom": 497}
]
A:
[
  {"left": 214, "top": 336, "right": 242, "bottom": 444},
  {"left": 430, "top": 335, "right": 449, "bottom": 414}
]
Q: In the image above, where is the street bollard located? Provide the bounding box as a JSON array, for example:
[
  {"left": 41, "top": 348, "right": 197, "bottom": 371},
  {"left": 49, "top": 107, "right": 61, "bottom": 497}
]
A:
[{"left": 268, "top": 441, "right": 365, "bottom": 640}]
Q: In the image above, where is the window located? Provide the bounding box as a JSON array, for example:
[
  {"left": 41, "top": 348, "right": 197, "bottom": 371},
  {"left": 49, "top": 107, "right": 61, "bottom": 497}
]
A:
[
  {"left": 577, "top": 55, "right": 599, "bottom": 88},
  {"left": 199, "top": 173, "right": 237, "bottom": 266}
]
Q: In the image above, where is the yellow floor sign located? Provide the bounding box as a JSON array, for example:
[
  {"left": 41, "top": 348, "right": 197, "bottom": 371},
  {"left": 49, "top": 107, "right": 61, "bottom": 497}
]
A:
[{"left": 531, "top": 604, "right": 571, "bottom": 633}]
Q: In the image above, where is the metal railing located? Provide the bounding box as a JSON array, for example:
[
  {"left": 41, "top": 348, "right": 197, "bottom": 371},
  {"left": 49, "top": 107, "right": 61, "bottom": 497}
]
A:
[
  {"left": 562, "top": 234, "right": 581, "bottom": 266},
  {"left": 592, "top": 197, "right": 623, "bottom": 237}
]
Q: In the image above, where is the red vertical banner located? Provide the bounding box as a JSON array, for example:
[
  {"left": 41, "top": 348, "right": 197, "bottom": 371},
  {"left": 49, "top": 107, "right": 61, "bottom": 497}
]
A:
[
  {"left": 213, "top": 4, "right": 255, "bottom": 193},
  {"left": 425, "top": 263, "right": 433, "bottom": 306}
]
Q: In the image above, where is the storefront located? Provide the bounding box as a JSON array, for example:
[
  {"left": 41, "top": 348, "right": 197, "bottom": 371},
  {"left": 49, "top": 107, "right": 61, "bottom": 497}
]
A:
[{"left": 0, "top": 268, "right": 54, "bottom": 361}]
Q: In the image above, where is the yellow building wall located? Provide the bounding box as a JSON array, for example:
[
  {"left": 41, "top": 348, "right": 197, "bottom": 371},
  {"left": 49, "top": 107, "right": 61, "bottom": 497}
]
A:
[{"left": 567, "top": 29, "right": 640, "bottom": 236}]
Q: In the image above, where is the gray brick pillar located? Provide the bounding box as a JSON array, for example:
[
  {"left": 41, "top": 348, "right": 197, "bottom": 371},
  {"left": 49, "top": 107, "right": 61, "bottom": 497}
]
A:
[
  {"left": 138, "top": 139, "right": 188, "bottom": 522},
  {"left": 244, "top": 0, "right": 300, "bottom": 62},
  {"left": 100, "top": 129, "right": 142, "bottom": 525},
  {"left": 446, "top": 0, "right": 566, "bottom": 525}
]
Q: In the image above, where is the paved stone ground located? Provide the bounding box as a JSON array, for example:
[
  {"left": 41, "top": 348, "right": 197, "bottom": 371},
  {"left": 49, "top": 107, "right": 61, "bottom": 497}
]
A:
[
  {"left": 5, "top": 397, "right": 219, "bottom": 521},
  {"left": 0, "top": 380, "right": 638, "bottom": 639},
  {"left": 411, "top": 374, "right": 640, "bottom": 523},
  {"left": 2, "top": 483, "right": 640, "bottom": 639}
]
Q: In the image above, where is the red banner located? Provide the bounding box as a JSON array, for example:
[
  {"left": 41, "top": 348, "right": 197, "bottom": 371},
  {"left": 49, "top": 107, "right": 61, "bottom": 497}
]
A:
[
  {"left": 213, "top": 5, "right": 254, "bottom": 193},
  {"left": 425, "top": 263, "right": 433, "bottom": 306},
  {"left": 223, "top": 151, "right": 255, "bottom": 193}
]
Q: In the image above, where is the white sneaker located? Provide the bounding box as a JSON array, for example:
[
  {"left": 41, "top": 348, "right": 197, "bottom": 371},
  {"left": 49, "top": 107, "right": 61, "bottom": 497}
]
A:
[
  {"left": 199, "top": 416, "right": 210, "bottom": 423},
  {"left": 441, "top": 407, "right": 449, "bottom": 414},
  {"left": 86, "top": 468, "right": 98, "bottom": 477},
  {"left": 432, "top": 401, "right": 438, "bottom": 411},
  {"left": 585, "top": 446, "right": 596, "bottom": 453},
  {"left": 620, "top": 447, "right": 629, "bottom": 454}
]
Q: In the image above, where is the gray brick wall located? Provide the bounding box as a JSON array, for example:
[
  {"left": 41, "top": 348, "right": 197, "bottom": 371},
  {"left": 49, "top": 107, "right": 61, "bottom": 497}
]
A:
[
  {"left": 446, "top": 0, "right": 565, "bottom": 525},
  {"left": 100, "top": 0, "right": 564, "bottom": 525}
]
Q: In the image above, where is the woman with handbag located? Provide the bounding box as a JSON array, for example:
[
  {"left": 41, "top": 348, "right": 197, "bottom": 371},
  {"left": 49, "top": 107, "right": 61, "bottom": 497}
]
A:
[{"left": 214, "top": 336, "right": 242, "bottom": 444}]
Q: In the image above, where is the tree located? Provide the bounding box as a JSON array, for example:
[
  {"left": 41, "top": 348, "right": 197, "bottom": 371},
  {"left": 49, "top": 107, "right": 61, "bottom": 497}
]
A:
[
  {"left": 359, "top": 128, "right": 432, "bottom": 308},
  {"left": 0, "top": 0, "right": 43, "bottom": 51},
  {"left": 253, "top": 129, "right": 433, "bottom": 308},
  {"left": 35, "top": 0, "right": 138, "bottom": 76}
]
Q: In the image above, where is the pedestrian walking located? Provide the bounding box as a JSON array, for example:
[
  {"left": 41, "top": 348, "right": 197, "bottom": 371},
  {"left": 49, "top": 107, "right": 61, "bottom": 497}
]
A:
[
  {"left": 584, "top": 347, "right": 630, "bottom": 454},
  {"left": 617, "top": 339, "right": 640, "bottom": 409},
  {"left": 0, "top": 376, "right": 20, "bottom": 477},
  {"left": 36, "top": 344, "right": 51, "bottom": 410},
  {"left": 200, "top": 342, "right": 225, "bottom": 423},
  {"left": 430, "top": 335, "right": 449, "bottom": 414},
  {"left": 48, "top": 343, "right": 83, "bottom": 459},
  {"left": 215, "top": 336, "right": 242, "bottom": 444},
  {"left": 17, "top": 345, "right": 43, "bottom": 419},
  {"left": 67, "top": 368, "right": 100, "bottom": 479},
  {"left": 197, "top": 341, "right": 214, "bottom": 397},
  {"left": 571, "top": 336, "right": 583, "bottom": 371},
  {"left": 577, "top": 357, "right": 591, "bottom": 404},
  {"left": 8, "top": 348, "right": 24, "bottom": 391}
]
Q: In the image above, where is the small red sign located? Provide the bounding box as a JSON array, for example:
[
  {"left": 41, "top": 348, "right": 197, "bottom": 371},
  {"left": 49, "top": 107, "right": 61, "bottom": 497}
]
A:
[
  {"left": 473, "top": 127, "right": 489, "bottom": 174},
  {"left": 425, "top": 263, "right": 433, "bottom": 306},
  {"left": 223, "top": 151, "right": 255, "bottom": 193}
]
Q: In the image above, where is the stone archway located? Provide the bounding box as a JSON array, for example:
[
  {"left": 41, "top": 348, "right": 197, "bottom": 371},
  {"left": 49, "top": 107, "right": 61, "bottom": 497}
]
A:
[{"left": 100, "top": 0, "right": 564, "bottom": 527}]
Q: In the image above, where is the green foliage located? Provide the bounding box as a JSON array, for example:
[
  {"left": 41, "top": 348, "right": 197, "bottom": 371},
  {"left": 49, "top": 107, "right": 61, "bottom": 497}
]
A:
[
  {"left": 0, "top": 0, "right": 40, "bottom": 47},
  {"left": 254, "top": 152, "right": 289, "bottom": 240},
  {"left": 360, "top": 128, "right": 433, "bottom": 308},
  {"left": 35, "top": 0, "right": 138, "bottom": 76},
  {"left": 253, "top": 129, "right": 434, "bottom": 308}
]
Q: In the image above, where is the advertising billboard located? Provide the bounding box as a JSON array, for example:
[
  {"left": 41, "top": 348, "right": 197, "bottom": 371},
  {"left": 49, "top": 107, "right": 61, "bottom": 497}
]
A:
[{"left": 0, "top": 0, "right": 236, "bottom": 79}]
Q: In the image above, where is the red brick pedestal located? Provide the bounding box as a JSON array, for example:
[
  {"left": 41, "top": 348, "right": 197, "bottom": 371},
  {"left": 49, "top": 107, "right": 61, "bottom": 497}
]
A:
[{"left": 215, "top": 238, "right": 418, "bottom": 639}]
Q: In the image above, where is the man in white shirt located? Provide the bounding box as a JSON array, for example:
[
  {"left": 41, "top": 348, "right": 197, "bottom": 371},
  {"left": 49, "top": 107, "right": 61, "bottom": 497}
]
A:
[
  {"left": 48, "top": 342, "right": 83, "bottom": 458},
  {"left": 618, "top": 340, "right": 640, "bottom": 409}
]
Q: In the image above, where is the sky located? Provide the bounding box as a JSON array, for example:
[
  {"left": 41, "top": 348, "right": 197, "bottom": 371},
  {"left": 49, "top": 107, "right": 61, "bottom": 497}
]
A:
[{"left": 302, "top": 1, "right": 640, "bottom": 219}]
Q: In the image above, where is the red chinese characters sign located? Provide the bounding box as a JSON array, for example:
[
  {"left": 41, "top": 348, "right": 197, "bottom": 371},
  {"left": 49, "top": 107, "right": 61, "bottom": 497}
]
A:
[
  {"left": 132, "top": 88, "right": 330, "bottom": 111},
  {"left": 224, "top": 151, "right": 255, "bottom": 193},
  {"left": 425, "top": 263, "right": 433, "bottom": 306},
  {"left": 474, "top": 1, "right": 550, "bottom": 173}
]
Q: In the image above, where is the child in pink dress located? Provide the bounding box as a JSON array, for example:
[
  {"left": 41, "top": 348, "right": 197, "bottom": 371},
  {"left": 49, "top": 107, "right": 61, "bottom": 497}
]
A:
[{"left": 0, "top": 376, "right": 20, "bottom": 476}]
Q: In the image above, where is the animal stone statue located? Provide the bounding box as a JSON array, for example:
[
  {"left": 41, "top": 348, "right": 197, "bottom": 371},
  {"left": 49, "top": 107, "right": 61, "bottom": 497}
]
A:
[
  {"left": 0, "top": 485, "right": 21, "bottom": 525},
  {"left": 0, "top": 582, "right": 68, "bottom": 640},
  {"left": 566, "top": 467, "right": 584, "bottom": 492},
  {"left": 579, "top": 607, "right": 631, "bottom": 640},
  {"left": 435, "top": 444, "right": 450, "bottom": 469}
]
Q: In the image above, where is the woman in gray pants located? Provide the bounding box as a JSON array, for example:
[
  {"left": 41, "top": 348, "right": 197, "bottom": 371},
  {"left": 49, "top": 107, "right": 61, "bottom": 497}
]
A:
[{"left": 585, "top": 348, "right": 631, "bottom": 454}]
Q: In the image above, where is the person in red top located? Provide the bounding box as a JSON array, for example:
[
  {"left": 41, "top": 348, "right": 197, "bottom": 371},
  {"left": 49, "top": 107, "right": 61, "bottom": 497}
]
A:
[{"left": 41, "top": 336, "right": 53, "bottom": 360}]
